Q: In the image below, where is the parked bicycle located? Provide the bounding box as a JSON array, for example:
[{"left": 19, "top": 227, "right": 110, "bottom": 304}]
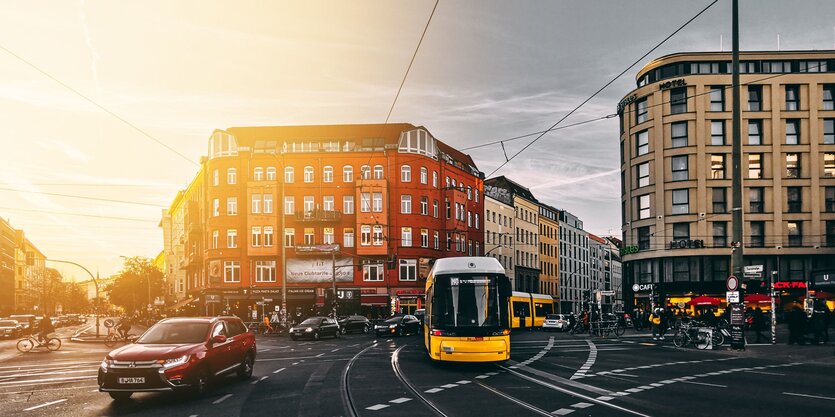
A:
[
  {"left": 17, "top": 334, "right": 61, "bottom": 352},
  {"left": 672, "top": 321, "right": 712, "bottom": 349},
  {"left": 104, "top": 329, "right": 137, "bottom": 347},
  {"left": 569, "top": 321, "right": 589, "bottom": 335}
]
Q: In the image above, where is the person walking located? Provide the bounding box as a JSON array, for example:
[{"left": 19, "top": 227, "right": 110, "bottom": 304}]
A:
[
  {"left": 752, "top": 307, "right": 766, "bottom": 343},
  {"left": 650, "top": 308, "right": 663, "bottom": 341},
  {"left": 788, "top": 305, "right": 807, "bottom": 345}
]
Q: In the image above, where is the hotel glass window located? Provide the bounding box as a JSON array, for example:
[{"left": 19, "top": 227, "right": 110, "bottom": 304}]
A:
[
  {"left": 213, "top": 169, "right": 219, "bottom": 186},
  {"left": 786, "top": 153, "right": 800, "bottom": 178},
  {"left": 748, "top": 153, "right": 763, "bottom": 179},
  {"left": 323, "top": 166, "right": 333, "bottom": 182},
  {"left": 227, "top": 229, "right": 237, "bottom": 248},
  {"left": 710, "top": 121, "right": 725, "bottom": 145},
  {"left": 266, "top": 167, "right": 275, "bottom": 181},
  {"left": 372, "top": 225, "right": 383, "bottom": 246},
  {"left": 212, "top": 230, "right": 218, "bottom": 249},
  {"left": 827, "top": 187, "right": 835, "bottom": 212},
  {"left": 360, "top": 165, "right": 371, "bottom": 179},
  {"left": 303, "top": 196, "right": 314, "bottom": 213},
  {"left": 360, "top": 193, "right": 370, "bottom": 212},
  {"left": 255, "top": 261, "right": 275, "bottom": 283},
  {"left": 672, "top": 258, "right": 690, "bottom": 282},
  {"left": 748, "top": 85, "right": 762, "bottom": 111},
  {"left": 251, "top": 227, "right": 261, "bottom": 247},
  {"left": 785, "top": 119, "right": 800, "bottom": 144},
  {"left": 284, "top": 167, "right": 294, "bottom": 183},
  {"left": 343, "top": 195, "right": 354, "bottom": 214},
  {"left": 712, "top": 187, "right": 727, "bottom": 213},
  {"left": 670, "top": 87, "right": 687, "bottom": 114},
  {"left": 672, "top": 189, "right": 689, "bottom": 215},
  {"left": 787, "top": 187, "right": 802, "bottom": 213},
  {"left": 636, "top": 130, "right": 649, "bottom": 155},
  {"left": 637, "top": 226, "right": 651, "bottom": 250},
  {"left": 227, "top": 168, "right": 237, "bottom": 185},
  {"left": 264, "top": 227, "right": 273, "bottom": 247},
  {"left": 787, "top": 221, "right": 802, "bottom": 247},
  {"left": 360, "top": 225, "right": 371, "bottom": 246},
  {"left": 711, "top": 154, "right": 725, "bottom": 179},
  {"left": 401, "top": 227, "right": 412, "bottom": 247},
  {"left": 709, "top": 86, "right": 725, "bottom": 111},
  {"left": 825, "top": 153, "right": 835, "bottom": 177},
  {"left": 284, "top": 196, "right": 294, "bottom": 214},
  {"left": 636, "top": 98, "right": 648, "bottom": 124},
  {"left": 785, "top": 85, "right": 799, "bottom": 111},
  {"left": 399, "top": 259, "right": 417, "bottom": 281},
  {"left": 373, "top": 165, "right": 384, "bottom": 179},
  {"left": 636, "top": 162, "right": 649, "bottom": 187},
  {"left": 671, "top": 155, "right": 688, "bottom": 181},
  {"left": 824, "top": 119, "right": 835, "bottom": 144},
  {"left": 372, "top": 192, "right": 383, "bottom": 212},
  {"left": 304, "top": 228, "right": 314, "bottom": 245},
  {"left": 251, "top": 194, "right": 261, "bottom": 214},
  {"left": 303, "top": 166, "right": 313, "bottom": 183},
  {"left": 824, "top": 85, "right": 835, "bottom": 110},
  {"left": 284, "top": 228, "right": 295, "bottom": 247},
  {"left": 344, "top": 228, "right": 355, "bottom": 248},
  {"left": 671, "top": 122, "right": 687, "bottom": 148},
  {"left": 748, "top": 120, "right": 762, "bottom": 145},
  {"left": 749, "top": 187, "right": 764, "bottom": 213},
  {"left": 213, "top": 199, "right": 219, "bottom": 217},
  {"left": 227, "top": 197, "right": 237, "bottom": 216},
  {"left": 420, "top": 196, "right": 428, "bottom": 215},
  {"left": 713, "top": 222, "right": 727, "bottom": 247},
  {"left": 363, "top": 262, "right": 384, "bottom": 282},
  {"left": 827, "top": 221, "right": 835, "bottom": 247},
  {"left": 401, "top": 195, "right": 412, "bottom": 214},
  {"left": 401, "top": 165, "right": 411, "bottom": 182},
  {"left": 750, "top": 221, "right": 765, "bottom": 247},
  {"left": 323, "top": 196, "right": 334, "bottom": 211},
  {"left": 254, "top": 167, "right": 264, "bottom": 181},
  {"left": 637, "top": 258, "right": 652, "bottom": 283},
  {"left": 263, "top": 194, "right": 273, "bottom": 213},
  {"left": 323, "top": 227, "right": 334, "bottom": 244},
  {"left": 342, "top": 165, "right": 353, "bottom": 182},
  {"left": 638, "top": 195, "right": 651, "bottom": 219},
  {"left": 420, "top": 167, "right": 428, "bottom": 184},
  {"left": 224, "top": 261, "right": 240, "bottom": 283}
]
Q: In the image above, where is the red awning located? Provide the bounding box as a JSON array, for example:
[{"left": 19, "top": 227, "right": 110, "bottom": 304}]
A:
[
  {"left": 745, "top": 294, "right": 772, "bottom": 304},
  {"left": 687, "top": 296, "right": 722, "bottom": 306},
  {"left": 361, "top": 295, "right": 389, "bottom": 306}
]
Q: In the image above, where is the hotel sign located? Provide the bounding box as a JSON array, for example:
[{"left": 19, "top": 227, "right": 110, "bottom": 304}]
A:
[
  {"left": 668, "top": 239, "right": 704, "bottom": 249},
  {"left": 659, "top": 78, "right": 687, "bottom": 90}
]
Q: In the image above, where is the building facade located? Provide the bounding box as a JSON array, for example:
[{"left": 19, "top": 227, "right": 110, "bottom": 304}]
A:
[
  {"left": 558, "top": 210, "right": 589, "bottom": 313},
  {"left": 539, "top": 204, "right": 560, "bottom": 300},
  {"left": 619, "top": 51, "right": 835, "bottom": 312},
  {"left": 484, "top": 194, "right": 516, "bottom": 282},
  {"left": 0, "top": 218, "right": 15, "bottom": 316},
  {"left": 166, "top": 123, "right": 484, "bottom": 319},
  {"left": 605, "top": 236, "right": 624, "bottom": 311}
]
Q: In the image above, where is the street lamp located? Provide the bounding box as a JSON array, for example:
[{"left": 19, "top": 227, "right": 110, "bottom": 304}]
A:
[{"left": 45, "top": 259, "right": 102, "bottom": 338}]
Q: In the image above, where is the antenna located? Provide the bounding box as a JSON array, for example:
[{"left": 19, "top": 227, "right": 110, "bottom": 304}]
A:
[
  {"left": 720, "top": 34, "right": 723, "bottom": 51},
  {"left": 777, "top": 34, "right": 781, "bottom": 51}
]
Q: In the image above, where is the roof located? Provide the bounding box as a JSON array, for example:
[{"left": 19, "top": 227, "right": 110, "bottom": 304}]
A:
[
  {"left": 430, "top": 257, "right": 505, "bottom": 275},
  {"left": 484, "top": 176, "right": 539, "bottom": 205},
  {"left": 588, "top": 233, "right": 607, "bottom": 245},
  {"left": 225, "top": 123, "right": 416, "bottom": 146},
  {"left": 637, "top": 49, "right": 835, "bottom": 81}
]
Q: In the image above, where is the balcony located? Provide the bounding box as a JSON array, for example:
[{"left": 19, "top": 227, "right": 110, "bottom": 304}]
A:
[{"left": 295, "top": 209, "right": 342, "bottom": 222}]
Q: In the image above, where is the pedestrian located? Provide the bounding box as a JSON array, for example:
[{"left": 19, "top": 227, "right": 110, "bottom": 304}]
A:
[
  {"left": 650, "top": 308, "right": 663, "bottom": 341},
  {"left": 752, "top": 307, "right": 766, "bottom": 343},
  {"left": 788, "top": 305, "right": 807, "bottom": 345}
]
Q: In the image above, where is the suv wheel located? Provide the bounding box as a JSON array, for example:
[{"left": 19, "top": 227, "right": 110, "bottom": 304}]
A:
[
  {"left": 109, "top": 392, "right": 132, "bottom": 401},
  {"left": 191, "top": 367, "right": 210, "bottom": 396},
  {"left": 362, "top": 325, "right": 369, "bottom": 333},
  {"left": 340, "top": 327, "right": 347, "bottom": 335},
  {"left": 237, "top": 353, "right": 254, "bottom": 379}
]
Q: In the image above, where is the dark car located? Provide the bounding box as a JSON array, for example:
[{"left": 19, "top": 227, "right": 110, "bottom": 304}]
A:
[
  {"left": 414, "top": 309, "right": 426, "bottom": 333},
  {"left": 290, "top": 316, "right": 340, "bottom": 340},
  {"left": 374, "top": 315, "right": 421, "bottom": 337},
  {"left": 8, "top": 315, "right": 36, "bottom": 334},
  {"left": 0, "top": 320, "right": 23, "bottom": 339},
  {"left": 98, "top": 316, "right": 256, "bottom": 401},
  {"left": 337, "top": 315, "right": 370, "bottom": 334}
]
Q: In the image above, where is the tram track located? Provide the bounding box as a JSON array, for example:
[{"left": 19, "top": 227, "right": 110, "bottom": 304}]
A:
[
  {"left": 391, "top": 345, "right": 449, "bottom": 417},
  {"left": 341, "top": 341, "right": 379, "bottom": 417}
]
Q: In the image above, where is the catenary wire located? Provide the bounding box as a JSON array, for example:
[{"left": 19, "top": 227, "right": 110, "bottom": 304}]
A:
[
  {"left": 0, "top": 187, "right": 167, "bottom": 208},
  {"left": 0, "top": 206, "right": 158, "bottom": 223}
]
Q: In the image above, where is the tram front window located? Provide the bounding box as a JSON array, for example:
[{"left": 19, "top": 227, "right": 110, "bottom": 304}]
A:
[{"left": 432, "top": 275, "right": 509, "bottom": 332}]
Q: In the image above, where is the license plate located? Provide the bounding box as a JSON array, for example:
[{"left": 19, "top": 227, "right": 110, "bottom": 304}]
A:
[
  {"left": 467, "top": 337, "right": 484, "bottom": 341},
  {"left": 118, "top": 377, "right": 145, "bottom": 384}
]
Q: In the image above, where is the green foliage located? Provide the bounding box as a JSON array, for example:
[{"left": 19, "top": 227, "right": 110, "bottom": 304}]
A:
[{"left": 105, "top": 256, "right": 165, "bottom": 313}]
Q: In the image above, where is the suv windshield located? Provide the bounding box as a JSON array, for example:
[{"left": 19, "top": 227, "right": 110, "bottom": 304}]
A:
[{"left": 137, "top": 322, "right": 210, "bottom": 344}]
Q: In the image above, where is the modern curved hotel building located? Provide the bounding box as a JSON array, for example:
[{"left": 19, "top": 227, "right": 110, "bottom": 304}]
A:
[{"left": 619, "top": 51, "right": 835, "bottom": 311}]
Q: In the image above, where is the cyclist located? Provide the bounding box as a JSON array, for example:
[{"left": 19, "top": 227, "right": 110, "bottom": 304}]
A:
[
  {"left": 116, "top": 315, "right": 133, "bottom": 340},
  {"left": 38, "top": 315, "right": 55, "bottom": 344}
]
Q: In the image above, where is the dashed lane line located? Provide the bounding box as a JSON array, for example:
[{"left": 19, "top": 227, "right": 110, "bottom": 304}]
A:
[
  {"left": 681, "top": 380, "right": 727, "bottom": 388},
  {"left": 23, "top": 399, "right": 66, "bottom": 411},
  {"left": 569, "top": 340, "right": 597, "bottom": 380},
  {"left": 273, "top": 368, "right": 286, "bottom": 374},
  {"left": 366, "top": 404, "right": 389, "bottom": 411},
  {"left": 212, "top": 394, "right": 233, "bottom": 404},
  {"left": 251, "top": 376, "right": 268, "bottom": 385},
  {"left": 783, "top": 392, "right": 835, "bottom": 401},
  {"left": 745, "top": 370, "right": 784, "bottom": 376},
  {"left": 389, "top": 397, "right": 412, "bottom": 404}
]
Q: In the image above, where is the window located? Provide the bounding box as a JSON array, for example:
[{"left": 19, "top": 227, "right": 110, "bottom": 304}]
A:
[
  {"left": 747, "top": 85, "right": 762, "bottom": 111},
  {"left": 363, "top": 262, "right": 384, "bottom": 282},
  {"left": 251, "top": 194, "right": 261, "bottom": 214},
  {"left": 748, "top": 120, "right": 762, "bottom": 145},
  {"left": 672, "top": 258, "right": 690, "bottom": 282},
  {"left": 212, "top": 230, "right": 219, "bottom": 249},
  {"left": 343, "top": 165, "right": 353, "bottom": 182},
  {"left": 303, "top": 196, "right": 314, "bottom": 213},
  {"left": 671, "top": 155, "right": 688, "bottom": 181},
  {"left": 323, "top": 227, "right": 334, "bottom": 244},
  {"left": 785, "top": 85, "right": 799, "bottom": 111},
  {"left": 374, "top": 165, "right": 384, "bottom": 179},
  {"left": 672, "top": 189, "right": 689, "bottom": 215},
  {"left": 827, "top": 187, "right": 835, "bottom": 212},
  {"left": 637, "top": 226, "right": 650, "bottom": 250},
  {"left": 254, "top": 167, "right": 264, "bottom": 181},
  {"left": 636, "top": 130, "right": 649, "bottom": 155},
  {"left": 475, "top": 213, "right": 480, "bottom": 229},
  {"left": 445, "top": 199, "right": 451, "bottom": 218},
  {"left": 786, "top": 153, "right": 800, "bottom": 178},
  {"left": 711, "top": 154, "right": 725, "bottom": 179},
  {"left": 787, "top": 221, "right": 802, "bottom": 247},
  {"left": 323, "top": 196, "right": 334, "bottom": 211},
  {"left": 433, "top": 200, "right": 439, "bottom": 218},
  {"left": 227, "top": 229, "right": 237, "bottom": 248},
  {"left": 284, "top": 167, "right": 294, "bottom": 183},
  {"left": 827, "top": 221, "right": 835, "bottom": 247},
  {"left": 372, "top": 192, "right": 383, "bottom": 212},
  {"left": 638, "top": 195, "right": 651, "bottom": 219},
  {"left": 255, "top": 261, "right": 275, "bottom": 282},
  {"left": 266, "top": 167, "right": 275, "bottom": 181},
  {"left": 823, "top": 119, "right": 835, "bottom": 145},
  {"left": 323, "top": 166, "right": 333, "bottom": 183},
  {"left": 712, "top": 187, "right": 726, "bottom": 213},
  {"left": 360, "top": 165, "right": 371, "bottom": 179},
  {"left": 224, "top": 261, "right": 240, "bottom": 283},
  {"left": 418, "top": 228, "right": 429, "bottom": 248},
  {"left": 343, "top": 196, "right": 354, "bottom": 214},
  {"left": 785, "top": 119, "right": 800, "bottom": 144},
  {"left": 360, "top": 193, "right": 370, "bottom": 212},
  {"left": 304, "top": 228, "right": 314, "bottom": 245},
  {"left": 785, "top": 186, "right": 802, "bottom": 213},
  {"left": 284, "top": 196, "right": 294, "bottom": 214},
  {"left": 801, "top": 60, "right": 828, "bottom": 72},
  {"left": 227, "top": 197, "right": 237, "bottom": 216},
  {"left": 748, "top": 153, "right": 763, "bottom": 179},
  {"left": 673, "top": 223, "right": 689, "bottom": 240},
  {"left": 303, "top": 166, "right": 314, "bottom": 183},
  {"left": 749, "top": 187, "right": 764, "bottom": 213},
  {"left": 670, "top": 87, "right": 687, "bottom": 114},
  {"left": 824, "top": 85, "right": 835, "bottom": 110},
  {"left": 710, "top": 121, "right": 725, "bottom": 145},
  {"left": 709, "top": 86, "right": 724, "bottom": 111},
  {"left": 636, "top": 97, "right": 648, "bottom": 124},
  {"left": 467, "top": 186, "right": 472, "bottom": 200},
  {"left": 372, "top": 225, "right": 383, "bottom": 246},
  {"left": 434, "top": 231, "right": 439, "bottom": 249},
  {"left": 397, "top": 259, "right": 417, "bottom": 281},
  {"left": 344, "top": 228, "right": 354, "bottom": 247},
  {"left": 432, "top": 171, "right": 438, "bottom": 188},
  {"left": 213, "top": 199, "right": 219, "bottom": 217},
  {"left": 213, "top": 169, "right": 219, "bottom": 186},
  {"left": 284, "top": 228, "right": 295, "bottom": 247},
  {"left": 225, "top": 168, "right": 238, "bottom": 185},
  {"left": 713, "top": 222, "right": 727, "bottom": 247},
  {"left": 251, "top": 227, "right": 261, "bottom": 247},
  {"left": 264, "top": 227, "right": 273, "bottom": 247},
  {"left": 401, "top": 195, "right": 412, "bottom": 214},
  {"left": 671, "top": 122, "right": 687, "bottom": 148},
  {"left": 420, "top": 196, "right": 428, "bottom": 215},
  {"left": 401, "top": 165, "right": 411, "bottom": 182},
  {"left": 360, "top": 225, "right": 371, "bottom": 246},
  {"left": 401, "top": 227, "right": 412, "bottom": 247},
  {"left": 826, "top": 153, "right": 835, "bottom": 178},
  {"left": 419, "top": 167, "right": 428, "bottom": 184},
  {"left": 636, "top": 162, "right": 650, "bottom": 187}
]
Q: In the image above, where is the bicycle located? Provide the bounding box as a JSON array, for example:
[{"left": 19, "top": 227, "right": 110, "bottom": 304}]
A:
[
  {"left": 569, "top": 321, "right": 589, "bottom": 335},
  {"left": 105, "top": 329, "right": 137, "bottom": 347},
  {"left": 602, "top": 319, "right": 627, "bottom": 337},
  {"left": 17, "top": 334, "right": 61, "bottom": 352},
  {"left": 672, "top": 322, "right": 711, "bottom": 350}
]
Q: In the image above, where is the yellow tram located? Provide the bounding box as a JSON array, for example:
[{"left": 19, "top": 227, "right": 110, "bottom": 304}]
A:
[{"left": 510, "top": 291, "right": 557, "bottom": 329}]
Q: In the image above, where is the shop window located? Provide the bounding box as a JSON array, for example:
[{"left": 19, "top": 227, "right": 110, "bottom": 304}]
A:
[
  {"left": 672, "top": 258, "right": 690, "bottom": 282},
  {"left": 711, "top": 257, "right": 729, "bottom": 281},
  {"left": 788, "top": 258, "right": 804, "bottom": 281}
]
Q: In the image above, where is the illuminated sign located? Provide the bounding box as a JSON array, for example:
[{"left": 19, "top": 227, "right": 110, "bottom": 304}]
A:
[
  {"left": 668, "top": 239, "right": 705, "bottom": 249},
  {"left": 632, "top": 283, "right": 656, "bottom": 292},
  {"left": 620, "top": 245, "right": 640, "bottom": 255},
  {"left": 659, "top": 78, "right": 687, "bottom": 90},
  {"left": 773, "top": 281, "right": 807, "bottom": 289}
]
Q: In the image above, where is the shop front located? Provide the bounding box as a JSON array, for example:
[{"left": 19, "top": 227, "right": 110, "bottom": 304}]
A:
[
  {"left": 394, "top": 288, "right": 425, "bottom": 315},
  {"left": 360, "top": 287, "right": 389, "bottom": 319}
]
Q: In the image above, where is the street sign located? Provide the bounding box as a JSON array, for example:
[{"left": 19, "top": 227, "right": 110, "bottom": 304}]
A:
[
  {"left": 256, "top": 301, "right": 264, "bottom": 306},
  {"left": 726, "top": 291, "right": 740, "bottom": 303},
  {"left": 263, "top": 298, "right": 273, "bottom": 302},
  {"left": 744, "top": 265, "right": 764, "bottom": 273},
  {"left": 600, "top": 290, "right": 615, "bottom": 296},
  {"left": 274, "top": 306, "right": 280, "bottom": 312},
  {"left": 726, "top": 275, "right": 739, "bottom": 291}
]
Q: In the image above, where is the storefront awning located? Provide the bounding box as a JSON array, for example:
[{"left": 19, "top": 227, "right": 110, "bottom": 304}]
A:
[
  {"left": 167, "top": 298, "right": 195, "bottom": 310},
  {"left": 361, "top": 295, "right": 389, "bottom": 306},
  {"left": 744, "top": 294, "right": 772, "bottom": 304}
]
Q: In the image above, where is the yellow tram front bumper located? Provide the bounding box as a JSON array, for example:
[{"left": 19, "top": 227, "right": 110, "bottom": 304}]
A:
[{"left": 431, "top": 336, "right": 510, "bottom": 362}]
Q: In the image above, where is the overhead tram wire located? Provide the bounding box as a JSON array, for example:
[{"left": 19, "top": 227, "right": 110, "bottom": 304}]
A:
[
  {"left": 485, "top": 0, "right": 719, "bottom": 177},
  {"left": 0, "top": 206, "right": 158, "bottom": 223},
  {"left": 0, "top": 187, "right": 167, "bottom": 208},
  {"left": 0, "top": 43, "right": 198, "bottom": 166}
]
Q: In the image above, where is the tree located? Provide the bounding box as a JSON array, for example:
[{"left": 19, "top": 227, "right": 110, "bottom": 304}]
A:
[
  {"left": 25, "top": 267, "right": 65, "bottom": 314},
  {"left": 105, "top": 256, "right": 165, "bottom": 315}
]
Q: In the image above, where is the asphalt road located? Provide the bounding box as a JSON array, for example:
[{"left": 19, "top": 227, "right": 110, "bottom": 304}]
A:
[{"left": 0, "top": 326, "right": 833, "bottom": 417}]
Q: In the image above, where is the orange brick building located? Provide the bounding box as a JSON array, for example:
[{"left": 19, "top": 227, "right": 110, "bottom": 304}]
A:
[{"left": 165, "top": 123, "right": 484, "bottom": 319}]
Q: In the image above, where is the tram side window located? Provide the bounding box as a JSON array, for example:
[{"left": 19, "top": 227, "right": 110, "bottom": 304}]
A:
[
  {"left": 534, "top": 302, "right": 553, "bottom": 317},
  {"left": 513, "top": 301, "right": 531, "bottom": 318}
]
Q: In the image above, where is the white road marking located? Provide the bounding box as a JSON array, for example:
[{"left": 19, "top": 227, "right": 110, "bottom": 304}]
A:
[
  {"left": 570, "top": 340, "right": 597, "bottom": 381},
  {"left": 189, "top": 415, "right": 198, "bottom": 417},
  {"left": 425, "top": 388, "right": 444, "bottom": 393},
  {"left": 273, "top": 367, "right": 286, "bottom": 374},
  {"left": 389, "top": 397, "right": 412, "bottom": 404},
  {"left": 682, "top": 381, "right": 727, "bottom": 388},
  {"left": 251, "top": 376, "right": 268, "bottom": 385},
  {"left": 456, "top": 380, "right": 471, "bottom": 384},
  {"left": 745, "top": 370, "right": 784, "bottom": 376},
  {"left": 23, "top": 399, "right": 66, "bottom": 411},
  {"left": 572, "top": 402, "right": 593, "bottom": 409},
  {"left": 212, "top": 394, "right": 233, "bottom": 404},
  {"left": 783, "top": 392, "right": 835, "bottom": 401},
  {"left": 440, "top": 383, "right": 458, "bottom": 389},
  {"left": 366, "top": 404, "right": 389, "bottom": 411},
  {"left": 315, "top": 353, "right": 325, "bottom": 357},
  {"left": 331, "top": 348, "right": 340, "bottom": 352},
  {"left": 552, "top": 408, "right": 575, "bottom": 415}
]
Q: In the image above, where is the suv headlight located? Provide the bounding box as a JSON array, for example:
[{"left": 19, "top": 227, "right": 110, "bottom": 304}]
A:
[
  {"left": 389, "top": 324, "right": 397, "bottom": 329},
  {"left": 304, "top": 327, "right": 313, "bottom": 333},
  {"left": 100, "top": 358, "right": 112, "bottom": 370},
  {"left": 160, "top": 355, "right": 190, "bottom": 369}
]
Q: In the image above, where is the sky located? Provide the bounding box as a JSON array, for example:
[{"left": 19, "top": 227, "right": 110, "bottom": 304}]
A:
[{"left": 2, "top": 0, "right": 835, "bottom": 279}]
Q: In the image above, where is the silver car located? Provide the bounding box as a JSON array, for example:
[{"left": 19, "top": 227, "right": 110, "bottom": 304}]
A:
[{"left": 542, "top": 314, "right": 569, "bottom": 332}]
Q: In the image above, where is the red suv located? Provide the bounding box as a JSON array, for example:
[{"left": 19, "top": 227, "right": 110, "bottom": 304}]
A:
[{"left": 98, "top": 316, "right": 256, "bottom": 401}]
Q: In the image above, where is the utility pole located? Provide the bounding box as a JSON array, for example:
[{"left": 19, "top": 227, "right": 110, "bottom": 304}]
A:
[
  {"left": 730, "top": 0, "right": 746, "bottom": 350},
  {"left": 331, "top": 248, "right": 337, "bottom": 318}
]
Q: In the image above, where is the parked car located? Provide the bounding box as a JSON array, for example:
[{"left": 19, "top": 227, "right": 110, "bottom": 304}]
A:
[
  {"left": 414, "top": 309, "right": 426, "bottom": 328},
  {"left": 542, "top": 314, "right": 570, "bottom": 332},
  {"left": 289, "top": 317, "right": 340, "bottom": 340},
  {"left": 374, "top": 315, "right": 421, "bottom": 337},
  {"left": 337, "top": 315, "right": 370, "bottom": 334},
  {"left": 98, "top": 316, "right": 256, "bottom": 401},
  {"left": 0, "top": 320, "right": 23, "bottom": 339},
  {"left": 8, "top": 315, "right": 36, "bottom": 334}
]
